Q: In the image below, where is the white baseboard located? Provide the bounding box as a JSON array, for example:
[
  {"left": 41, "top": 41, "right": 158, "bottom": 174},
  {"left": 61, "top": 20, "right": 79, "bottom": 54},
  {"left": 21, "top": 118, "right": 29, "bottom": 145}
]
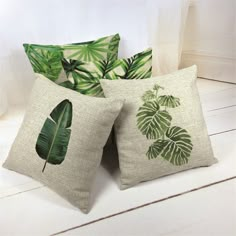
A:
[{"left": 180, "top": 50, "right": 236, "bottom": 84}]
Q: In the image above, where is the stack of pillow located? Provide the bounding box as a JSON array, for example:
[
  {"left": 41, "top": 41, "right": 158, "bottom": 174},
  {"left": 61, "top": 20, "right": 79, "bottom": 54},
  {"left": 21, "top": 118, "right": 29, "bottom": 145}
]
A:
[{"left": 3, "top": 34, "right": 217, "bottom": 214}]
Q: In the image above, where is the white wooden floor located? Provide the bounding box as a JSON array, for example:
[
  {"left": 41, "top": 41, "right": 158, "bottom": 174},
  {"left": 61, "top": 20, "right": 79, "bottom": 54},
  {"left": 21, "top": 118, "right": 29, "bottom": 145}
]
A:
[{"left": 0, "top": 78, "right": 235, "bottom": 236}]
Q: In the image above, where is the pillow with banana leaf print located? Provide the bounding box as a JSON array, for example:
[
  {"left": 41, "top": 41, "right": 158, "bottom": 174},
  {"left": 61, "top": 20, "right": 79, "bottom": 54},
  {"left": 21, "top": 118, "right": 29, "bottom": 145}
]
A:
[
  {"left": 100, "top": 65, "right": 217, "bottom": 190},
  {"left": 60, "top": 48, "right": 152, "bottom": 97},
  {"left": 23, "top": 34, "right": 120, "bottom": 82},
  {"left": 3, "top": 77, "right": 124, "bottom": 213}
]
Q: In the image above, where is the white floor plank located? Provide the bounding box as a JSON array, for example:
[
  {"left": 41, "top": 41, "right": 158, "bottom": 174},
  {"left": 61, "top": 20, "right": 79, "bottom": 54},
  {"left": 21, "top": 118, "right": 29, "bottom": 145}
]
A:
[
  {"left": 0, "top": 130, "right": 235, "bottom": 236},
  {"left": 197, "top": 78, "right": 235, "bottom": 95},
  {"left": 200, "top": 87, "right": 236, "bottom": 112},
  {"left": 205, "top": 108, "right": 236, "bottom": 135},
  {"left": 64, "top": 179, "right": 236, "bottom": 236}
]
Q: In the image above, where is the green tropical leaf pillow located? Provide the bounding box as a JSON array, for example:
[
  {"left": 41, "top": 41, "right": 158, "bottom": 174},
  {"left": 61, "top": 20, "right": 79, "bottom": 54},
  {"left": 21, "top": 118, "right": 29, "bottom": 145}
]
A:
[
  {"left": 61, "top": 48, "right": 152, "bottom": 97},
  {"left": 3, "top": 77, "right": 124, "bottom": 213},
  {"left": 23, "top": 34, "right": 120, "bottom": 82},
  {"left": 100, "top": 65, "right": 217, "bottom": 189}
]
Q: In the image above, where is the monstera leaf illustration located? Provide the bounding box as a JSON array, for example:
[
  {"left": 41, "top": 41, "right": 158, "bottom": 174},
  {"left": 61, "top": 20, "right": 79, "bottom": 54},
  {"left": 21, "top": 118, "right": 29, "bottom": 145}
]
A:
[
  {"left": 36, "top": 99, "right": 73, "bottom": 172},
  {"left": 141, "top": 90, "right": 156, "bottom": 103},
  {"left": 147, "top": 126, "right": 193, "bottom": 165},
  {"left": 137, "top": 100, "right": 172, "bottom": 139},
  {"left": 153, "top": 84, "right": 164, "bottom": 91},
  {"left": 23, "top": 44, "right": 63, "bottom": 82},
  {"left": 146, "top": 139, "right": 167, "bottom": 160},
  {"left": 157, "top": 95, "right": 180, "bottom": 108}
]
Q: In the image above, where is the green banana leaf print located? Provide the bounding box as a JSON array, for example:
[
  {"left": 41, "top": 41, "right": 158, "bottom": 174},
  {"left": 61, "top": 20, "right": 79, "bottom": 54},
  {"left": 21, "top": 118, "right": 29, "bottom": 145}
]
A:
[
  {"left": 36, "top": 99, "right": 73, "bottom": 172},
  {"left": 137, "top": 100, "right": 172, "bottom": 139},
  {"left": 23, "top": 44, "right": 63, "bottom": 82},
  {"left": 137, "top": 83, "right": 193, "bottom": 166}
]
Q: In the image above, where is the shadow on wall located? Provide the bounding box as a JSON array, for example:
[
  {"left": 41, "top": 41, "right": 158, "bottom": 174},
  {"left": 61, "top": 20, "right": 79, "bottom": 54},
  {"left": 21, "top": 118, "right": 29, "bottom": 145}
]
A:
[{"left": 0, "top": 49, "right": 35, "bottom": 106}]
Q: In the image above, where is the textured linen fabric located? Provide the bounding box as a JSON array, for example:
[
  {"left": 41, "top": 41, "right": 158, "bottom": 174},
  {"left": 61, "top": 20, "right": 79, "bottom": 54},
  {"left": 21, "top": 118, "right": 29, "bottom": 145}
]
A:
[
  {"left": 3, "top": 77, "right": 124, "bottom": 213},
  {"left": 100, "top": 65, "right": 217, "bottom": 189}
]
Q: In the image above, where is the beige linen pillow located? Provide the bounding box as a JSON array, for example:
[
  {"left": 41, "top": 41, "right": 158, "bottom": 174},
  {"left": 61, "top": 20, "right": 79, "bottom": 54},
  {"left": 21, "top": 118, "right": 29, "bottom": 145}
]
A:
[
  {"left": 3, "top": 77, "right": 124, "bottom": 213},
  {"left": 100, "top": 65, "right": 217, "bottom": 189}
]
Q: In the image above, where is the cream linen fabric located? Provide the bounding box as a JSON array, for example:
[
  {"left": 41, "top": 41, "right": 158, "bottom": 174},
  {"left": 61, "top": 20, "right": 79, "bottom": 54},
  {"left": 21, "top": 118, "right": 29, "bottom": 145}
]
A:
[
  {"left": 3, "top": 77, "right": 124, "bottom": 213},
  {"left": 100, "top": 66, "right": 217, "bottom": 190}
]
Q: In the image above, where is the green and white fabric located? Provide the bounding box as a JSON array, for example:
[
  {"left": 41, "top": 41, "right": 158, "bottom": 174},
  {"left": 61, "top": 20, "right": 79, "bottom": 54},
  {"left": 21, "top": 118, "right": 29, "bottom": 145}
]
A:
[
  {"left": 3, "top": 77, "right": 124, "bottom": 213},
  {"left": 23, "top": 34, "right": 120, "bottom": 82},
  {"left": 61, "top": 48, "right": 152, "bottom": 97},
  {"left": 100, "top": 65, "right": 217, "bottom": 189}
]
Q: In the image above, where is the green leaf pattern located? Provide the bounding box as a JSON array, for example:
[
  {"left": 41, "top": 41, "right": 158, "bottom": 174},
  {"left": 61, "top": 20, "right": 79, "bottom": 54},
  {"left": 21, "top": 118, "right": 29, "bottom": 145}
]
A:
[
  {"left": 141, "top": 90, "right": 156, "bottom": 103},
  {"left": 61, "top": 48, "right": 152, "bottom": 97},
  {"left": 118, "top": 49, "right": 152, "bottom": 80},
  {"left": 35, "top": 99, "right": 73, "bottom": 172},
  {"left": 157, "top": 95, "right": 180, "bottom": 108},
  {"left": 137, "top": 101, "right": 172, "bottom": 139},
  {"left": 161, "top": 126, "right": 193, "bottom": 165},
  {"left": 137, "top": 84, "right": 193, "bottom": 166},
  {"left": 146, "top": 139, "right": 166, "bottom": 159},
  {"left": 23, "top": 34, "right": 120, "bottom": 82},
  {"left": 23, "top": 44, "right": 63, "bottom": 82},
  {"left": 63, "top": 34, "right": 120, "bottom": 61}
]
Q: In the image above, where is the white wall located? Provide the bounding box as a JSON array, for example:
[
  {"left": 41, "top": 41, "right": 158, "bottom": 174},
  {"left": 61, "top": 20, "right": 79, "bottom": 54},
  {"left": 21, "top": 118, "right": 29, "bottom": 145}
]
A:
[
  {"left": 181, "top": 0, "right": 236, "bottom": 83},
  {"left": 0, "top": 0, "right": 151, "bottom": 105}
]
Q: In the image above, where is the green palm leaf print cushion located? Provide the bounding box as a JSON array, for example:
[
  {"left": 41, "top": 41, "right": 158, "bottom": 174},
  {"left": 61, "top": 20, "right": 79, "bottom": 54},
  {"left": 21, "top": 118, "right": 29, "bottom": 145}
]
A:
[
  {"left": 23, "top": 34, "right": 120, "bottom": 82},
  {"left": 61, "top": 48, "right": 152, "bottom": 97}
]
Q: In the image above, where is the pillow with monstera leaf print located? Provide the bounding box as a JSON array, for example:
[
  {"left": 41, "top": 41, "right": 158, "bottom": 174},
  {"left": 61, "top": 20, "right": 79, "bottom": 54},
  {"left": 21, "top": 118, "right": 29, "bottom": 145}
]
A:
[
  {"left": 23, "top": 34, "right": 120, "bottom": 82},
  {"left": 60, "top": 48, "right": 152, "bottom": 97},
  {"left": 100, "top": 65, "right": 218, "bottom": 189}
]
